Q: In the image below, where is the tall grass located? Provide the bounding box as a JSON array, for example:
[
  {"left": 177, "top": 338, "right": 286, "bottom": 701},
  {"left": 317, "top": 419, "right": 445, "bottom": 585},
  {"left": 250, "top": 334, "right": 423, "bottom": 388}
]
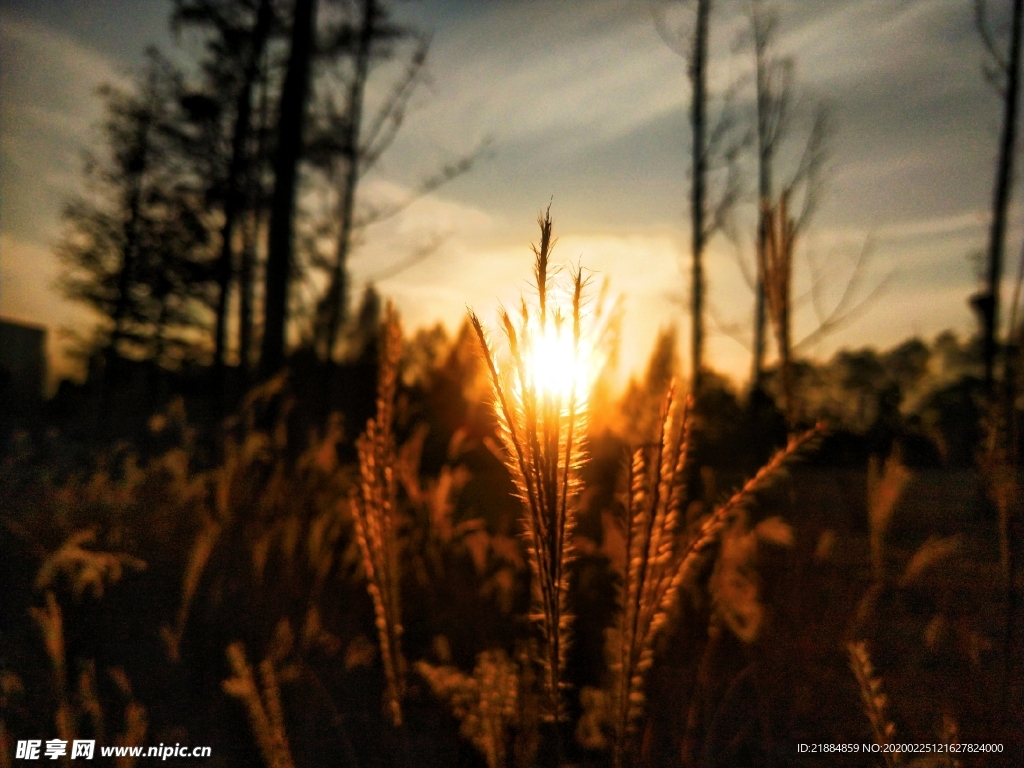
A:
[
  {"left": 223, "top": 643, "right": 294, "bottom": 768},
  {"left": 607, "top": 384, "right": 693, "bottom": 765},
  {"left": 416, "top": 650, "right": 520, "bottom": 768},
  {"left": 470, "top": 208, "right": 589, "bottom": 723},
  {"left": 350, "top": 303, "right": 407, "bottom": 727},
  {"left": 848, "top": 640, "right": 900, "bottom": 768}
]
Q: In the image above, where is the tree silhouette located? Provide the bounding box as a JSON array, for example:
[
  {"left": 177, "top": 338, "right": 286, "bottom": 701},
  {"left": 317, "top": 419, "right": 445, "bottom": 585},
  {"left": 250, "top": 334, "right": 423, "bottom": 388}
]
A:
[
  {"left": 172, "top": 0, "right": 279, "bottom": 385},
  {"left": 302, "top": 0, "right": 488, "bottom": 362},
  {"left": 261, "top": 0, "right": 318, "bottom": 375},
  {"left": 58, "top": 51, "right": 214, "bottom": 371},
  {"left": 653, "top": 0, "right": 744, "bottom": 394},
  {"left": 974, "top": 0, "right": 1024, "bottom": 391}
]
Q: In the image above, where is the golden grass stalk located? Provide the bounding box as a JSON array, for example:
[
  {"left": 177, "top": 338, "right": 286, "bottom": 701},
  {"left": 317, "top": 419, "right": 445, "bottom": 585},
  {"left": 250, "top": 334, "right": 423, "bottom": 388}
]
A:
[
  {"left": 608, "top": 384, "right": 692, "bottom": 765},
  {"left": 469, "top": 208, "right": 590, "bottom": 721},
  {"left": 107, "top": 668, "right": 146, "bottom": 768},
  {"left": 163, "top": 513, "right": 220, "bottom": 662},
  {"left": 29, "top": 591, "right": 74, "bottom": 758},
  {"left": 350, "top": 303, "right": 407, "bottom": 727},
  {"left": 35, "top": 530, "right": 146, "bottom": 600},
  {"left": 416, "top": 650, "right": 519, "bottom": 768},
  {"left": 223, "top": 643, "right": 294, "bottom": 768},
  {"left": 78, "top": 661, "right": 105, "bottom": 745},
  {"left": 847, "top": 640, "right": 901, "bottom": 768},
  {"left": 113, "top": 701, "right": 147, "bottom": 768},
  {"left": 608, "top": 395, "right": 823, "bottom": 765}
]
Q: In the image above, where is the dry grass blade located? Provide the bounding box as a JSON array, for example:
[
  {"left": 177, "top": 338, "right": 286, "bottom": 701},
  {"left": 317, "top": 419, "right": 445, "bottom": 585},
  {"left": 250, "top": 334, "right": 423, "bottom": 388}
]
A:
[
  {"left": 848, "top": 640, "right": 901, "bottom": 768},
  {"left": 684, "top": 422, "right": 826, "bottom": 566},
  {"left": 469, "top": 208, "right": 591, "bottom": 722},
  {"left": 35, "top": 530, "right": 146, "bottom": 600},
  {"left": 350, "top": 302, "right": 407, "bottom": 727},
  {"left": 30, "top": 591, "right": 74, "bottom": 753}
]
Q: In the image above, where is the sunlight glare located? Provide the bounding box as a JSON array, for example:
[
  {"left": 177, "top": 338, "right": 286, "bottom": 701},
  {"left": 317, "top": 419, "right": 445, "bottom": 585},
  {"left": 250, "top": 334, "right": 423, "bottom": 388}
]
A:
[{"left": 523, "top": 318, "right": 592, "bottom": 402}]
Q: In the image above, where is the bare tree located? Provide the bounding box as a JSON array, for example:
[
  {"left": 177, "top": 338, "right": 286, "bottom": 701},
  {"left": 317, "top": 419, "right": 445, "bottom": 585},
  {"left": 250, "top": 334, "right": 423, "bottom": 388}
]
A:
[
  {"left": 749, "top": 0, "right": 791, "bottom": 393},
  {"left": 261, "top": 0, "right": 318, "bottom": 375},
  {"left": 312, "top": 0, "right": 417, "bottom": 360},
  {"left": 654, "top": 0, "right": 744, "bottom": 394},
  {"left": 303, "top": 0, "right": 488, "bottom": 362},
  {"left": 178, "top": 0, "right": 276, "bottom": 377},
  {"left": 59, "top": 52, "right": 214, "bottom": 372},
  {"left": 974, "top": 0, "right": 1024, "bottom": 391}
]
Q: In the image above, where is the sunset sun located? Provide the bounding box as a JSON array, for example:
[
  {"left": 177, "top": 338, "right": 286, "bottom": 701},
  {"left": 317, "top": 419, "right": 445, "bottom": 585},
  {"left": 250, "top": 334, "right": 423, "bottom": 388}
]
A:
[{"left": 522, "top": 314, "right": 592, "bottom": 403}]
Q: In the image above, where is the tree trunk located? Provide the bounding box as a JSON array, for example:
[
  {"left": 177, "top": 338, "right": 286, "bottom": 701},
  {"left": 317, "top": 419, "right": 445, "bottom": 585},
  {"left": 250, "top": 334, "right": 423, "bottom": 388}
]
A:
[
  {"left": 111, "top": 125, "right": 149, "bottom": 354},
  {"left": 751, "top": 5, "right": 773, "bottom": 395},
  {"left": 239, "top": 47, "right": 273, "bottom": 378},
  {"left": 689, "top": 0, "right": 711, "bottom": 394},
  {"left": 983, "top": 0, "right": 1023, "bottom": 391},
  {"left": 324, "top": 0, "right": 377, "bottom": 360},
  {"left": 260, "top": 0, "right": 317, "bottom": 375},
  {"left": 213, "top": 0, "right": 273, "bottom": 379}
]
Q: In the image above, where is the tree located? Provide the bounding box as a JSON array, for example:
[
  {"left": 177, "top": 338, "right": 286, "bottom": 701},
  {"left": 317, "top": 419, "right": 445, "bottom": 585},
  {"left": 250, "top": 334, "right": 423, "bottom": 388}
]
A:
[
  {"left": 749, "top": 0, "right": 791, "bottom": 393},
  {"left": 653, "top": 0, "right": 744, "bottom": 394},
  {"left": 58, "top": 51, "right": 214, "bottom": 371},
  {"left": 745, "top": 1, "right": 840, "bottom": 398},
  {"left": 974, "top": 0, "right": 1024, "bottom": 391},
  {"left": 172, "top": 0, "right": 278, "bottom": 383},
  {"left": 259, "top": 0, "right": 318, "bottom": 375},
  {"left": 309, "top": 0, "right": 423, "bottom": 359},
  {"left": 303, "top": 0, "right": 487, "bottom": 362}
]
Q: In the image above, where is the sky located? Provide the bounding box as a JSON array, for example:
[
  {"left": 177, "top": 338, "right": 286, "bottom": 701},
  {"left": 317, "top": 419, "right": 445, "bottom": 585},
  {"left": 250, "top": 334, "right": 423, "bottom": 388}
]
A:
[{"left": 0, "top": 0, "right": 1017, "bottom": 391}]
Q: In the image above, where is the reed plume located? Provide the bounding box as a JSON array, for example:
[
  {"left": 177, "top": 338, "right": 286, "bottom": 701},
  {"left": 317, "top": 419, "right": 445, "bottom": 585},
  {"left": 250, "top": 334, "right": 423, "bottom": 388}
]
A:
[
  {"left": 608, "top": 384, "right": 692, "bottom": 765},
  {"left": 867, "top": 451, "right": 911, "bottom": 583},
  {"left": 607, "top": 391, "right": 822, "bottom": 764},
  {"left": 416, "top": 650, "right": 519, "bottom": 768},
  {"left": 350, "top": 303, "right": 407, "bottom": 727},
  {"left": 223, "top": 643, "right": 294, "bottom": 768},
  {"left": 469, "top": 208, "right": 590, "bottom": 721},
  {"left": 847, "top": 640, "right": 900, "bottom": 768}
]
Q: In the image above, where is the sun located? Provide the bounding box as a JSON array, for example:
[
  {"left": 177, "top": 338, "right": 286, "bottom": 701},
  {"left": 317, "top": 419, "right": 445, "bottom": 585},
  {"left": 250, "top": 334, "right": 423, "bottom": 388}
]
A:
[{"left": 523, "top": 315, "right": 593, "bottom": 403}]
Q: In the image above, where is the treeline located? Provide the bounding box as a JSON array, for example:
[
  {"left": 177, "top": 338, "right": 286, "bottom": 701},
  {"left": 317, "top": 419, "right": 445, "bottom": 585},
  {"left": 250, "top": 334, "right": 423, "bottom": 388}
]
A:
[{"left": 58, "top": 0, "right": 481, "bottom": 391}]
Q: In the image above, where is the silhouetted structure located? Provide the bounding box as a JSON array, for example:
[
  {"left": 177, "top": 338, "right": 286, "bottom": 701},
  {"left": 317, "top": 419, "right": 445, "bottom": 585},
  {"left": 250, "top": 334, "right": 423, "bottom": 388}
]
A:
[{"left": 0, "top": 317, "right": 46, "bottom": 404}]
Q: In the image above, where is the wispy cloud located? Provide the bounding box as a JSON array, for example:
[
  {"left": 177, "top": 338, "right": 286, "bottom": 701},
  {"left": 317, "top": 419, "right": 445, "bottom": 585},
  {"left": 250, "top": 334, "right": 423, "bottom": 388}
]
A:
[{"left": 1, "top": 15, "right": 127, "bottom": 239}]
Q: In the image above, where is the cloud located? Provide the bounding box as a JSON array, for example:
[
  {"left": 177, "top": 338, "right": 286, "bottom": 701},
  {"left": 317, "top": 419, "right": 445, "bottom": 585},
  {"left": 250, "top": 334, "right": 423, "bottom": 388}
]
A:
[{"left": 1, "top": 15, "right": 127, "bottom": 240}]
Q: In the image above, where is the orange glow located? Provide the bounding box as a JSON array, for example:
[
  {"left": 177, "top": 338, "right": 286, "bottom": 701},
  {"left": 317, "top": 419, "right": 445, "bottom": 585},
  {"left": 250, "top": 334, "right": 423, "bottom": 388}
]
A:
[{"left": 521, "top": 314, "right": 593, "bottom": 404}]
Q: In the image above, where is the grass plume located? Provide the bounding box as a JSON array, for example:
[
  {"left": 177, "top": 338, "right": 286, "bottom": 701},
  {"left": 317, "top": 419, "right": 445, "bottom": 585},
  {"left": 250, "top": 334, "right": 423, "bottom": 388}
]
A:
[
  {"left": 608, "top": 393, "right": 823, "bottom": 764},
  {"left": 608, "top": 384, "right": 692, "bottom": 765},
  {"left": 223, "top": 642, "right": 294, "bottom": 768},
  {"left": 469, "top": 208, "right": 590, "bottom": 722},
  {"left": 350, "top": 303, "right": 407, "bottom": 727},
  {"left": 416, "top": 650, "right": 519, "bottom": 768},
  {"left": 848, "top": 640, "right": 900, "bottom": 768}
]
